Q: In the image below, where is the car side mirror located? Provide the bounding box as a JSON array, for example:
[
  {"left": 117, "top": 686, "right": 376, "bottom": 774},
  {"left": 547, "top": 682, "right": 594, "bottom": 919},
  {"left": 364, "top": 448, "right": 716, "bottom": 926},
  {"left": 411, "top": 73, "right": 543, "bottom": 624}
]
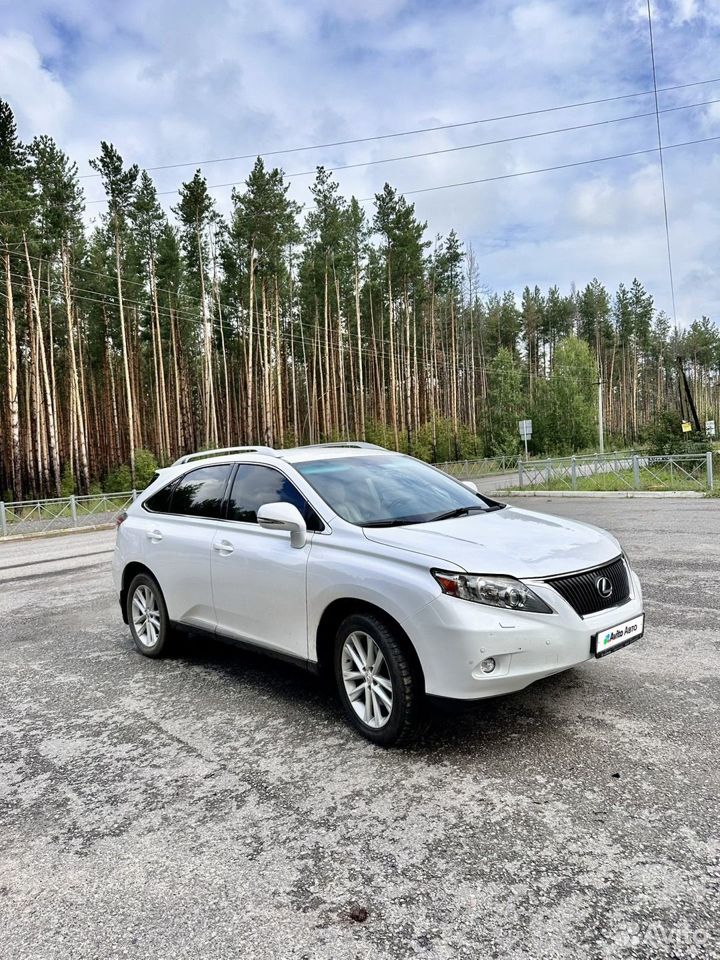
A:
[
  {"left": 257, "top": 502, "right": 307, "bottom": 548},
  {"left": 461, "top": 480, "right": 479, "bottom": 493}
]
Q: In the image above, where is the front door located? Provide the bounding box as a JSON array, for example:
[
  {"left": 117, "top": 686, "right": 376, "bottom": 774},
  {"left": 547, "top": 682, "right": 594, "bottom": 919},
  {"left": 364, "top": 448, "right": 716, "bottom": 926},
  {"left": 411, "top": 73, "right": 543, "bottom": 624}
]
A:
[{"left": 211, "top": 463, "right": 315, "bottom": 658}]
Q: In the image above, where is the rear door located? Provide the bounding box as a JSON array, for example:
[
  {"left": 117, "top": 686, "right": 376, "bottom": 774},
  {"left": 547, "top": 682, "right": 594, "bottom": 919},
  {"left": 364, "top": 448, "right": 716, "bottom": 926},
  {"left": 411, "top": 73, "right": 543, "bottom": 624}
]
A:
[
  {"left": 211, "top": 463, "right": 318, "bottom": 658},
  {"left": 139, "top": 463, "right": 233, "bottom": 630}
]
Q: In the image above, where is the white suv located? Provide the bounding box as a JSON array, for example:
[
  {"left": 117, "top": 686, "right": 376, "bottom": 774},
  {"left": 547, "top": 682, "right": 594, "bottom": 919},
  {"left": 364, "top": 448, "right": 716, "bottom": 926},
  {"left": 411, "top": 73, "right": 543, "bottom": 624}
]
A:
[{"left": 113, "top": 443, "right": 644, "bottom": 745}]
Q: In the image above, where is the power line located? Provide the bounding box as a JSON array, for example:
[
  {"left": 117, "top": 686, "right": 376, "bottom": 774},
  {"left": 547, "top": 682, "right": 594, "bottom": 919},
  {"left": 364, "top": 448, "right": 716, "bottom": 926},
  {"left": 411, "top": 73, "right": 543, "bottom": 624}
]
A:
[
  {"left": 199, "top": 97, "right": 720, "bottom": 186},
  {"left": 647, "top": 0, "right": 678, "bottom": 326},
  {"left": 356, "top": 134, "right": 720, "bottom": 201},
  {"left": 2, "top": 103, "right": 718, "bottom": 219},
  {"left": 6, "top": 129, "right": 719, "bottom": 328},
  {"left": 5, "top": 130, "right": 720, "bottom": 322},
  {"left": 76, "top": 75, "right": 720, "bottom": 179}
]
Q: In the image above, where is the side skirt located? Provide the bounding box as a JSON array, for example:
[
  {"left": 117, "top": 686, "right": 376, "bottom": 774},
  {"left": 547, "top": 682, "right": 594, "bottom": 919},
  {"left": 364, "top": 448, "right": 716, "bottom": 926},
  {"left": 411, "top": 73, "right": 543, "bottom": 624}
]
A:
[{"left": 170, "top": 621, "right": 320, "bottom": 676}]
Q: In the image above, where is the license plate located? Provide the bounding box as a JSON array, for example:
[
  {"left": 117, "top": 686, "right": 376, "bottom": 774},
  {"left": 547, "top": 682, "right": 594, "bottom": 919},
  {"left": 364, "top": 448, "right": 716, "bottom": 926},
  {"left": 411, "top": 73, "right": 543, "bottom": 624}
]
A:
[{"left": 592, "top": 613, "right": 644, "bottom": 658}]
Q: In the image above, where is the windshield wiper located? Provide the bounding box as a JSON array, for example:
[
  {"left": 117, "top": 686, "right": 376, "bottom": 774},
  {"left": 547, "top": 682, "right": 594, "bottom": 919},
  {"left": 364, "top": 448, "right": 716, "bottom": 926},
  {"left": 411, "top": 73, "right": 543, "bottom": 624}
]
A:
[
  {"left": 426, "top": 505, "right": 491, "bottom": 522},
  {"left": 362, "top": 517, "right": 424, "bottom": 528}
]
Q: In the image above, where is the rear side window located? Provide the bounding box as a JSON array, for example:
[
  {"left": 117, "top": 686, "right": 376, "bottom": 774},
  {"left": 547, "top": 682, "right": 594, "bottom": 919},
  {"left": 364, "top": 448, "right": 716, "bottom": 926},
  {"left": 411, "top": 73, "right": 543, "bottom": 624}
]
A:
[
  {"left": 144, "top": 480, "right": 176, "bottom": 513},
  {"left": 171, "top": 464, "right": 233, "bottom": 519},
  {"left": 227, "top": 464, "right": 322, "bottom": 530}
]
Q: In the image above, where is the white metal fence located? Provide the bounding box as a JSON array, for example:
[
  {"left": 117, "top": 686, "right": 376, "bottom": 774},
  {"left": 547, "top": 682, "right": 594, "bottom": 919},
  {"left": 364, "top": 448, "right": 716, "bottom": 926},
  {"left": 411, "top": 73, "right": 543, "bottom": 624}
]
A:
[
  {"left": 433, "top": 455, "right": 521, "bottom": 479},
  {"left": 517, "top": 452, "right": 715, "bottom": 491},
  {"left": 0, "top": 491, "right": 136, "bottom": 539}
]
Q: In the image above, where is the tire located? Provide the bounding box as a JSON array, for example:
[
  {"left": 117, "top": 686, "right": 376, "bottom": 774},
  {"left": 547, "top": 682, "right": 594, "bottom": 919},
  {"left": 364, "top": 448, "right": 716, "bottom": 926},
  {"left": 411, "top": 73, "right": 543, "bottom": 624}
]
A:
[
  {"left": 333, "top": 612, "right": 423, "bottom": 746},
  {"left": 126, "top": 572, "right": 174, "bottom": 658}
]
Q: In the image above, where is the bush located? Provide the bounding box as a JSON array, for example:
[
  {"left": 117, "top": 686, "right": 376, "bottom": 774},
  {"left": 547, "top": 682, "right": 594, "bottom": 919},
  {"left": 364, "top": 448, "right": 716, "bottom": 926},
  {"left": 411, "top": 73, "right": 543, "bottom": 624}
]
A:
[
  {"left": 134, "top": 448, "right": 159, "bottom": 488},
  {"left": 643, "top": 412, "right": 707, "bottom": 455},
  {"left": 104, "top": 463, "right": 133, "bottom": 493},
  {"left": 104, "top": 449, "right": 158, "bottom": 493},
  {"left": 59, "top": 464, "right": 76, "bottom": 498}
]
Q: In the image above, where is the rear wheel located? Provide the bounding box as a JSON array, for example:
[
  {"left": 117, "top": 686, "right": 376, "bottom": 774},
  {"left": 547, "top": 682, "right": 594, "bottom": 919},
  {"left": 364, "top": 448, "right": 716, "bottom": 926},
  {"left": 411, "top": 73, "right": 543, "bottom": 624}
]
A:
[
  {"left": 126, "top": 573, "right": 173, "bottom": 658},
  {"left": 334, "top": 612, "right": 423, "bottom": 746}
]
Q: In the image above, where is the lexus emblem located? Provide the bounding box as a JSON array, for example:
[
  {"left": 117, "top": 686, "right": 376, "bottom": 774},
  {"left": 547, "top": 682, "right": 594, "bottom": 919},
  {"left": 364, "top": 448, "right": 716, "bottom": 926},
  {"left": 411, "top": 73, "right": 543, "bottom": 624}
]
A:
[{"left": 596, "top": 576, "right": 613, "bottom": 599}]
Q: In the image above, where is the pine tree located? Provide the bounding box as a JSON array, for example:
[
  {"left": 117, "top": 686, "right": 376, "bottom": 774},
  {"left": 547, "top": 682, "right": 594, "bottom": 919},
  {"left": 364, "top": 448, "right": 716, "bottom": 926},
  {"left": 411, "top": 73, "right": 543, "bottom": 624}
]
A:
[{"left": 89, "top": 143, "right": 139, "bottom": 482}]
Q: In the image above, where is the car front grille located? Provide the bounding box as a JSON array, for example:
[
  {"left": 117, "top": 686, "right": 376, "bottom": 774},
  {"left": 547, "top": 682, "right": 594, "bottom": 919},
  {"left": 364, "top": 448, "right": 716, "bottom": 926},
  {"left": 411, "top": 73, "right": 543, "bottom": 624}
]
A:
[{"left": 545, "top": 556, "right": 630, "bottom": 617}]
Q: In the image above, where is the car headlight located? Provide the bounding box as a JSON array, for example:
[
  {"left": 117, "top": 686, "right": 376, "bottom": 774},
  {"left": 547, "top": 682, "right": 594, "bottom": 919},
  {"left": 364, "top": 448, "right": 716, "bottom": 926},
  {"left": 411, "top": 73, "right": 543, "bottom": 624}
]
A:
[{"left": 432, "top": 570, "right": 553, "bottom": 614}]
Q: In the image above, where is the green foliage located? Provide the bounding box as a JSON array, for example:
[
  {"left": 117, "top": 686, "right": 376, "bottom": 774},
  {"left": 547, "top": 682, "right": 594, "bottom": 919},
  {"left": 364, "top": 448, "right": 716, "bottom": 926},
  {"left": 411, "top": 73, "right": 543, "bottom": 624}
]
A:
[
  {"left": 89, "top": 142, "right": 138, "bottom": 230},
  {"left": 532, "top": 338, "right": 597, "bottom": 454},
  {"left": 104, "top": 464, "right": 132, "bottom": 493},
  {"left": 29, "top": 135, "right": 85, "bottom": 249},
  {"left": 104, "top": 450, "right": 159, "bottom": 493},
  {"left": 134, "top": 449, "right": 159, "bottom": 488},
  {"left": 60, "top": 464, "right": 75, "bottom": 498},
  {"left": 365, "top": 418, "right": 482, "bottom": 462},
  {"left": 644, "top": 410, "right": 688, "bottom": 456},
  {"left": 485, "top": 347, "right": 523, "bottom": 456}
]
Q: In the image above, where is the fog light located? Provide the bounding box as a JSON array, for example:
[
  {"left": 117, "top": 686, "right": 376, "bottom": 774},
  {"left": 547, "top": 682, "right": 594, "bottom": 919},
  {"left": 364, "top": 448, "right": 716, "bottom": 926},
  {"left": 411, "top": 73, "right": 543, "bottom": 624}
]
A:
[{"left": 480, "top": 657, "right": 496, "bottom": 674}]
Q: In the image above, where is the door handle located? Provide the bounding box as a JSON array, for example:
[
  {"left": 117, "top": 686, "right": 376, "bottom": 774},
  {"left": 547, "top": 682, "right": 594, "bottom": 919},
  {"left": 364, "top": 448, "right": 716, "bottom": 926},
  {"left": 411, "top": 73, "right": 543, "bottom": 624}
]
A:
[
  {"left": 146, "top": 529, "right": 163, "bottom": 543},
  {"left": 213, "top": 539, "right": 234, "bottom": 555}
]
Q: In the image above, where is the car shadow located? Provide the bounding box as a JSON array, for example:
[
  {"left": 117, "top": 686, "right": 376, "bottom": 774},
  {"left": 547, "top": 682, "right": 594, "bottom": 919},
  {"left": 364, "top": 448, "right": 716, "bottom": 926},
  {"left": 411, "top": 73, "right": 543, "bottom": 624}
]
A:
[{"left": 169, "top": 630, "right": 587, "bottom": 758}]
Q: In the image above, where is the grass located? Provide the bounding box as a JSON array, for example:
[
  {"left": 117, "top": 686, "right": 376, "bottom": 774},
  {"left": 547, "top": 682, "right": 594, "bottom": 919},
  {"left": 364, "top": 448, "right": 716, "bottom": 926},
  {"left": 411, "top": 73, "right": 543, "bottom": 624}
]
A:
[
  {"left": 2, "top": 493, "right": 132, "bottom": 528},
  {"left": 523, "top": 465, "right": 713, "bottom": 493}
]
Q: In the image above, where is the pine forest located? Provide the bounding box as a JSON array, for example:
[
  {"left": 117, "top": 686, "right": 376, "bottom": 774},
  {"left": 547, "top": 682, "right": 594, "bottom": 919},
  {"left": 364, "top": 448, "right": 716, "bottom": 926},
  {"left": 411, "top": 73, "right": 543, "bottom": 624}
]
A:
[{"left": 1, "top": 98, "right": 718, "bottom": 500}]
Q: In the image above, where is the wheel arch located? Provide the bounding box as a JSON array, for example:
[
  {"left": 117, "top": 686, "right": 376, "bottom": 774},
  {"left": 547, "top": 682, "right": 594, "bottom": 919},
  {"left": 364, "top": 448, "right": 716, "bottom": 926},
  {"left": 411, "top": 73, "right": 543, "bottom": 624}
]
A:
[
  {"left": 315, "top": 598, "right": 425, "bottom": 692},
  {"left": 120, "top": 561, "right": 159, "bottom": 623}
]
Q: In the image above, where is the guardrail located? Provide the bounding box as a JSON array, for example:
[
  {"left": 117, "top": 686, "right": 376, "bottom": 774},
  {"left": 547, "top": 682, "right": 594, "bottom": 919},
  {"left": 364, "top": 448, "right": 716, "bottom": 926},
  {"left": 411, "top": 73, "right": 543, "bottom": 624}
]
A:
[
  {"left": 0, "top": 491, "right": 136, "bottom": 539},
  {"left": 517, "top": 452, "right": 714, "bottom": 492},
  {"left": 433, "top": 449, "right": 643, "bottom": 481},
  {"left": 434, "top": 455, "right": 521, "bottom": 479}
]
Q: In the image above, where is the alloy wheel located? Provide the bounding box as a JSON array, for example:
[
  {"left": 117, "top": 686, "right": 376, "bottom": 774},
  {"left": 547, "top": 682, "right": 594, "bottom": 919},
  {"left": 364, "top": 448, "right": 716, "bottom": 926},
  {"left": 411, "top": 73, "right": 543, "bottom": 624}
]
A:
[
  {"left": 341, "top": 630, "right": 394, "bottom": 728},
  {"left": 131, "top": 584, "right": 161, "bottom": 648}
]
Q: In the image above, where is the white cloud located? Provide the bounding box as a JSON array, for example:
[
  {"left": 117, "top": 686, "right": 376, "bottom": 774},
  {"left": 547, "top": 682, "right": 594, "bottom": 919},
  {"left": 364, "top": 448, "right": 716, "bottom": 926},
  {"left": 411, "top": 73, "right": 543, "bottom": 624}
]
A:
[
  {"left": 0, "top": 31, "right": 71, "bottom": 135},
  {"left": 2, "top": 0, "right": 719, "bottom": 323}
]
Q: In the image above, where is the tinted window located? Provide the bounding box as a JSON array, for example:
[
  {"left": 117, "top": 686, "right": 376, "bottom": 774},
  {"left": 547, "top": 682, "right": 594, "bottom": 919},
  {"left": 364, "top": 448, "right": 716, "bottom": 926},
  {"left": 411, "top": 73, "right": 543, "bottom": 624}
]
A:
[
  {"left": 171, "top": 464, "right": 232, "bottom": 519},
  {"left": 227, "top": 464, "right": 321, "bottom": 530},
  {"left": 145, "top": 480, "right": 176, "bottom": 513}
]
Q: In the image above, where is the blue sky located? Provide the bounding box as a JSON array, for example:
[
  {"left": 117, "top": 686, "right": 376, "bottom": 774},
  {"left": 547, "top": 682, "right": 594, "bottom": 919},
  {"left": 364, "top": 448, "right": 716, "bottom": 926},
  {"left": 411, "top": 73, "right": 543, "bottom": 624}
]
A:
[{"left": 1, "top": 0, "right": 719, "bottom": 323}]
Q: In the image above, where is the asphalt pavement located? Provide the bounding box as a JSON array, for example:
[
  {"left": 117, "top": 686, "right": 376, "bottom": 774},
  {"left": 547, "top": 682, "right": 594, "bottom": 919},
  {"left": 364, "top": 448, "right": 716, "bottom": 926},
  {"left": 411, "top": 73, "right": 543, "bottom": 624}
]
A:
[{"left": 1, "top": 499, "right": 718, "bottom": 959}]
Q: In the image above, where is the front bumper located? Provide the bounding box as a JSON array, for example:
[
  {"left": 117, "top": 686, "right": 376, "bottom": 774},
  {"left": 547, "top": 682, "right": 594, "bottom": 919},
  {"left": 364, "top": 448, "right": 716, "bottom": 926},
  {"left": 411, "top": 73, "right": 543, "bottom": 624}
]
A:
[{"left": 403, "top": 567, "right": 644, "bottom": 699}]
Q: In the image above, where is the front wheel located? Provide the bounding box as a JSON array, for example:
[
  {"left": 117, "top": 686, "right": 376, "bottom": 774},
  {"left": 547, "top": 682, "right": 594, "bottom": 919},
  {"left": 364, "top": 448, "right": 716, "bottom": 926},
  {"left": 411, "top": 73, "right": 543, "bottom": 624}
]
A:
[
  {"left": 333, "top": 613, "right": 423, "bottom": 746},
  {"left": 126, "top": 572, "right": 173, "bottom": 658}
]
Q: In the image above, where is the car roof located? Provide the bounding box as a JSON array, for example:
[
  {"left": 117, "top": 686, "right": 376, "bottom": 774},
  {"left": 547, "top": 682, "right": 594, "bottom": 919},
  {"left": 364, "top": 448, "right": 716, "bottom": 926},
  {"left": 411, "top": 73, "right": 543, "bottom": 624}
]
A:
[
  {"left": 166, "top": 443, "right": 394, "bottom": 473},
  {"left": 280, "top": 445, "right": 392, "bottom": 464}
]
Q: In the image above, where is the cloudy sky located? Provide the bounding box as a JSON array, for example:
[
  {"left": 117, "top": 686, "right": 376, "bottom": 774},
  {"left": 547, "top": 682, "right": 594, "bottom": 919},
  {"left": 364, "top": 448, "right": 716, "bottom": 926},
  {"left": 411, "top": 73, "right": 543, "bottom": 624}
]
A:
[{"left": 2, "top": 0, "right": 719, "bottom": 323}]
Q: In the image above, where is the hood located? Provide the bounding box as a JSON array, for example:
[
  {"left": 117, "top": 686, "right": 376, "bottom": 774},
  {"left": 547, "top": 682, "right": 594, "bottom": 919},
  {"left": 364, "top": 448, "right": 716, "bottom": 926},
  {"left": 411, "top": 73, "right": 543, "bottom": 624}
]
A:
[{"left": 362, "top": 506, "right": 621, "bottom": 579}]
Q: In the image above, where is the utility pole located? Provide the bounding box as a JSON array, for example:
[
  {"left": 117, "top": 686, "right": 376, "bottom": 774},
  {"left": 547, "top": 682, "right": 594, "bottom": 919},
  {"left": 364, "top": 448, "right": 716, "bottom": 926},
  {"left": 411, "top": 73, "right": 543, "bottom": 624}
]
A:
[{"left": 597, "top": 378, "right": 605, "bottom": 455}]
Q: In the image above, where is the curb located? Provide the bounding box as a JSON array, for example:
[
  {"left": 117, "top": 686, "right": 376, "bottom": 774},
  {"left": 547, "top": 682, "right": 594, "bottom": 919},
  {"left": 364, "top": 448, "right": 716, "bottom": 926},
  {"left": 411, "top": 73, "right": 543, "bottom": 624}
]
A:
[
  {"left": 0, "top": 522, "right": 116, "bottom": 544},
  {"left": 500, "top": 490, "right": 705, "bottom": 499}
]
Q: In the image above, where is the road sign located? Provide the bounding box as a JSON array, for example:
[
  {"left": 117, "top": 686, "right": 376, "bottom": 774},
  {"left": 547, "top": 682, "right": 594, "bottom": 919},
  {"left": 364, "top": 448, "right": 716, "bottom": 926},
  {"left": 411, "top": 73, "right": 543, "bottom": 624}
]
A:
[
  {"left": 681, "top": 420, "right": 692, "bottom": 433},
  {"left": 706, "top": 420, "right": 716, "bottom": 437},
  {"left": 519, "top": 419, "right": 532, "bottom": 457}
]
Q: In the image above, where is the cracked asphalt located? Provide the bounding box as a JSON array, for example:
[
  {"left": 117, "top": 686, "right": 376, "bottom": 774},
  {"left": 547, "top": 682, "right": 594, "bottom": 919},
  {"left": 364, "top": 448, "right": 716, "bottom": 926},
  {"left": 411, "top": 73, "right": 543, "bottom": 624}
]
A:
[{"left": 1, "top": 498, "right": 718, "bottom": 959}]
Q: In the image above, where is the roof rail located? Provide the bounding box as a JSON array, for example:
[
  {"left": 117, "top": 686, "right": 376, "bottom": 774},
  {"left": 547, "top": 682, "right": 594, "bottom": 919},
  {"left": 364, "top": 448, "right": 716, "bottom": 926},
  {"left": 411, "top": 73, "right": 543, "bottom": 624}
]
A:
[
  {"left": 299, "top": 442, "right": 387, "bottom": 451},
  {"left": 173, "top": 445, "right": 277, "bottom": 466}
]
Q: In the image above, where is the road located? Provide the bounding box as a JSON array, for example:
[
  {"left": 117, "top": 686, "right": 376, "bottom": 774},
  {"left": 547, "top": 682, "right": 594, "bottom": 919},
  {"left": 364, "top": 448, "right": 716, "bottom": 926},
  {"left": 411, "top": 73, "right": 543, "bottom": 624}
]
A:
[{"left": 1, "top": 499, "right": 718, "bottom": 959}]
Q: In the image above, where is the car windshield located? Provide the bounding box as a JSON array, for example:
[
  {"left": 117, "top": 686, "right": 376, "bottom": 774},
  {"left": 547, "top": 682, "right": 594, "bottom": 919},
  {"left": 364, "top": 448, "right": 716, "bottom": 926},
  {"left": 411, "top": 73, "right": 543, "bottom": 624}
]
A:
[{"left": 295, "top": 455, "right": 501, "bottom": 526}]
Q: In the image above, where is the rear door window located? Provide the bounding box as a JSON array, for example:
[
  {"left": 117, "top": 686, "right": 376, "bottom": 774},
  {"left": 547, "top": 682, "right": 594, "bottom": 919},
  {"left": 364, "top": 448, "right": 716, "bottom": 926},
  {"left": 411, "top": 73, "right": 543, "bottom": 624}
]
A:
[{"left": 170, "top": 464, "right": 233, "bottom": 519}]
